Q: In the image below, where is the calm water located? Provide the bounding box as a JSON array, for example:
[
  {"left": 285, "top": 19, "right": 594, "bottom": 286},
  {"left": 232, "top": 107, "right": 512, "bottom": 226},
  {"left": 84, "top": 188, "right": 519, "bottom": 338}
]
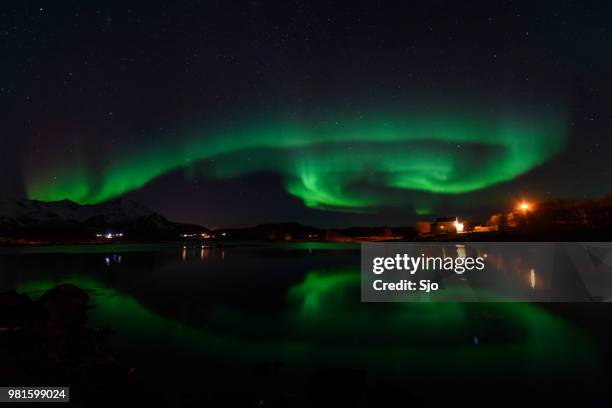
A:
[{"left": 1, "top": 242, "right": 609, "bottom": 401}]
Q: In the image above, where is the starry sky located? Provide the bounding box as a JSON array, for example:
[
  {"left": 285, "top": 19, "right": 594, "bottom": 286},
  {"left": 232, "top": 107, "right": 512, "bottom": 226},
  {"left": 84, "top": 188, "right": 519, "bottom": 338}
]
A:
[{"left": 2, "top": 1, "right": 611, "bottom": 228}]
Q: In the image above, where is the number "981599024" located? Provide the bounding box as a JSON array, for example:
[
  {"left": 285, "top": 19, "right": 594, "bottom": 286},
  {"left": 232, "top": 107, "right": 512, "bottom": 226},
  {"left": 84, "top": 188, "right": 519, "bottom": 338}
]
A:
[{"left": 1, "top": 387, "right": 69, "bottom": 402}]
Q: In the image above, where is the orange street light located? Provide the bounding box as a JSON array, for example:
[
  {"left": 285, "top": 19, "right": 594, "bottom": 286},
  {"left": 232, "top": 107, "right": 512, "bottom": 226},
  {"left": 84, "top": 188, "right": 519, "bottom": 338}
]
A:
[{"left": 518, "top": 201, "right": 531, "bottom": 213}]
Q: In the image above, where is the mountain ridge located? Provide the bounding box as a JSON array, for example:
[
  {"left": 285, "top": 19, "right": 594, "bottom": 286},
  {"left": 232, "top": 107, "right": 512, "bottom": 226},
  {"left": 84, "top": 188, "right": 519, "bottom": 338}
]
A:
[{"left": 0, "top": 197, "right": 206, "bottom": 240}]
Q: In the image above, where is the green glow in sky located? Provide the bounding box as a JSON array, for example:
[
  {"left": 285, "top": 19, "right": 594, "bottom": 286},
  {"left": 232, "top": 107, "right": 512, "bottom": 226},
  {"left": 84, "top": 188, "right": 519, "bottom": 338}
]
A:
[{"left": 26, "top": 110, "right": 567, "bottom": 212}]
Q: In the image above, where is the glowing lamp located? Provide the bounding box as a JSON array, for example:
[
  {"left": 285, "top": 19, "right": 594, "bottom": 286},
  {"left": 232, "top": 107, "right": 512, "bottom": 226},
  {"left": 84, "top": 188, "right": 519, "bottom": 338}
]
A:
[
  {"left": 518, "top": 201, "right": 531, "bottom": 212},
  {"left": 454, "top": 220, "right": 464, "bottom": 233}
]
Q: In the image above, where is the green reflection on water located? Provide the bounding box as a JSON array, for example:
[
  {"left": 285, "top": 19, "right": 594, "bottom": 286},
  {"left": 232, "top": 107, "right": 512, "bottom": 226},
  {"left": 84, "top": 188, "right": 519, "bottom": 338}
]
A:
[
  {"left": 16, "top": 268, "right": 596, "bottom": 381},
  {"left": 288, "top": 268, "right": 361, "bottom": 318},
  {"left": 16, "top": 276, "right": 106, "bottom": 297}
]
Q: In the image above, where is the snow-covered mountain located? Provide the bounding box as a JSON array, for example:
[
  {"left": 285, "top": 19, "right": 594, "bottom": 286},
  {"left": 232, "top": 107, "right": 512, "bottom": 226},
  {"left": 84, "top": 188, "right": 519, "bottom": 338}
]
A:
[
  {"left": 0, "top": 197, "right": 153, "bottom": 224},
  {"left": 0, "top": 197, "right": 205, "bottom": 239}
]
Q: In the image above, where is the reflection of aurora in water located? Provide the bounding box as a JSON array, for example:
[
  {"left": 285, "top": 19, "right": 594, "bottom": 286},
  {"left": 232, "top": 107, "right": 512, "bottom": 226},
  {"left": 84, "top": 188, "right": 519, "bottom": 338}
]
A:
[
  {"left": 26, "top": 111, "right": 567, "bottom": 212},
  {"left": 16, "top": 267, "right": 594, "bottom": 379}
]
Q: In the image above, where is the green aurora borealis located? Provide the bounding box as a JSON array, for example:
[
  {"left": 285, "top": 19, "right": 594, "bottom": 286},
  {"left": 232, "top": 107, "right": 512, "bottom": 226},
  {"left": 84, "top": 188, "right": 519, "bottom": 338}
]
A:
[{"left": 26, "top": 110, "right": 568, "bottom": 212}]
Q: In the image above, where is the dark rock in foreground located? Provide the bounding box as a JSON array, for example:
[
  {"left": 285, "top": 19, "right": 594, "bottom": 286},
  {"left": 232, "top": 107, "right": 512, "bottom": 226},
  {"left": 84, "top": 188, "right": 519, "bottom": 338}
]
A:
[{"left": 0, "top": 284, "right": 118, "bottom": 382}]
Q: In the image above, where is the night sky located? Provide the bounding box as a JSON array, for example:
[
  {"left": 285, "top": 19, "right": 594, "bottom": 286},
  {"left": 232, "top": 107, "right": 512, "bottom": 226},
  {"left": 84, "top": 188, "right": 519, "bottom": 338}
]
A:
[{"left": 2, "top": 1, "right": 611, "bottom": 228}]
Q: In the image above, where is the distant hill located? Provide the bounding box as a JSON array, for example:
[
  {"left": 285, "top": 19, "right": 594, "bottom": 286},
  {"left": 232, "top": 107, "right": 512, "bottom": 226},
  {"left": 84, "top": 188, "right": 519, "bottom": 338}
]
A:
[
  {"left": 216, "top": 223, "right": 415, "bottom": 242},
  {"left": 218, "top": 222, "right": 321, "bottom": 241},
  {"left": 0, "top": 197, "right": 206, "bottom": 240}
]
